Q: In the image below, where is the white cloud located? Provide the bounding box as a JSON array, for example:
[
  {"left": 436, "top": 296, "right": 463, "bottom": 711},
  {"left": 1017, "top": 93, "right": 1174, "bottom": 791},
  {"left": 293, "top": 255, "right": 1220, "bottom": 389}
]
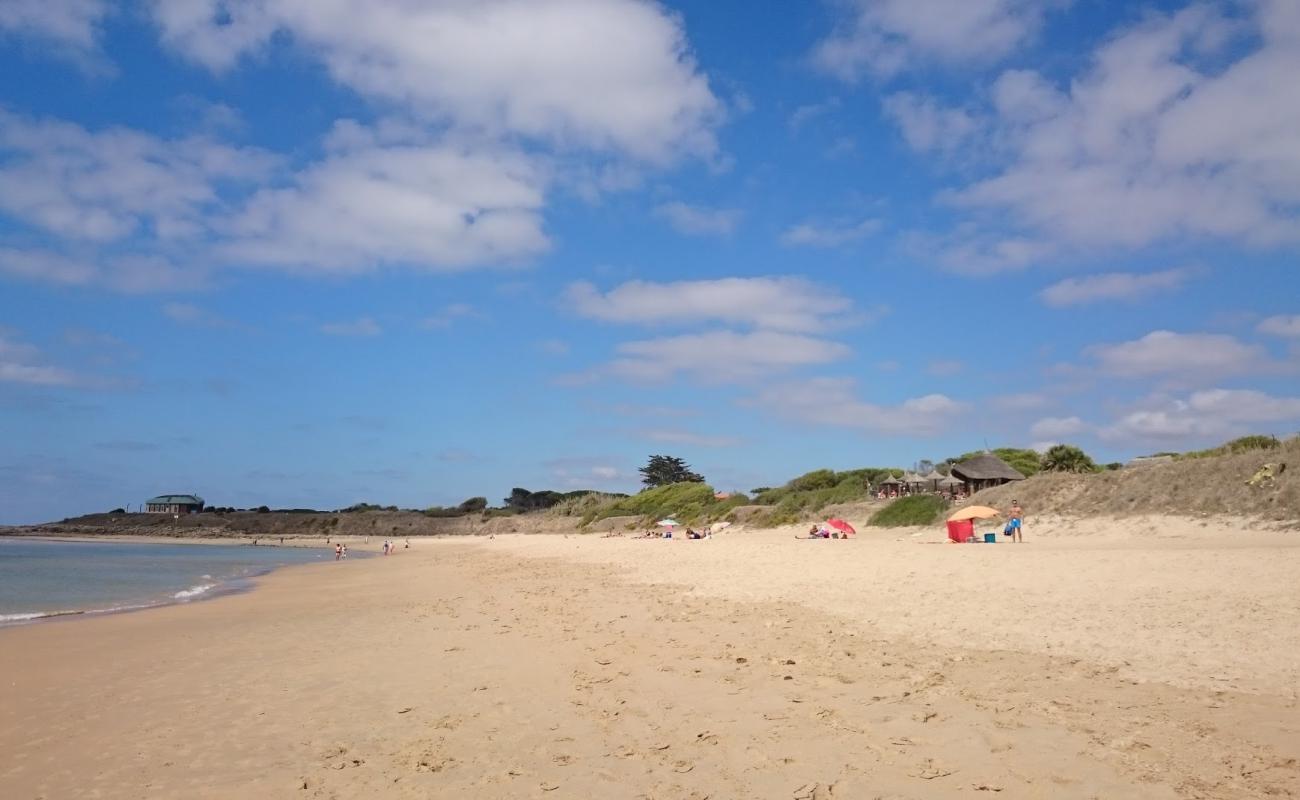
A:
[
  {"left": 567, "top": 277, "right": 857, "bottom": 333},
  {"left": 936, "top": 2, "right": 1300, "bottom": 267},
  {"left": 752, "top": 377, "right": 965, "bottom": 436},
  {"left": 1086, "top": 330, "right": 1275, "bottom": 382},
  {"left": 0, "top": 0, "right": 109, "bottom": 66},
  {"left": 1039, "top": 268, "right": 1193, "bottom": 307},
  {"left": 0, "top": 247, "right": 206, "bottom": 293},
  {"left": 543, "top": 456, "right": 630, "bottom": 490},
  {"left": 882, "top": 92, "right": 977, "bottom": 153},
  {"left": 608, "top": 330, "right": 850, "bottom": 384},
  {"left": 779, "top": 218, "right": 881, "bottom": 248},
  {"left": 320, "top": 317, "right": 381, "bottom": 336},
  {"left": 788, "top": 98, "right": 841, "bottom": 131},
  {"left": 222, "top": 127, "right": 549, "bottom": 273},
  {"left": 0, "top": 108, "right": 275, "bottom": 243},
  {"left": 150, "top": 0, "right": 721, "bottom": 163},
  {"left": 813, "top": 0, "right": 1066, "bottom": 80},
  {"left": 1029, "top": 415, "right": 1086, "bottom": 439},
  {"left": 0, "top": 331, "right": 80, "bottom": 387},
  {"left": 1100, "top": 388, "right": 1300, "bottom": 444},
  {"left": 653, "top": 201, "right": 742, "bottom": 236},
  {"left": 1258, "top": 315, "right": 1300, "bottom": 338}
]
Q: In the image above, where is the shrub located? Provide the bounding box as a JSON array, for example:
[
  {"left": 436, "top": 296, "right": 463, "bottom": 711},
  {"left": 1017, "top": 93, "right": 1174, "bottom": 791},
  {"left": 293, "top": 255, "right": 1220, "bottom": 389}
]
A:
[
  {"left": 1181, "top": 435, "right": 1280, "bottom": 459},
  {"left": 457, "top": 496, "right": 488, "bottom": 514},
  {"left": 868, "top": 495, "right": 946, "bottom": 527},
  {"left": 579, "top": 483, "right": 747, "bottom": 526}
]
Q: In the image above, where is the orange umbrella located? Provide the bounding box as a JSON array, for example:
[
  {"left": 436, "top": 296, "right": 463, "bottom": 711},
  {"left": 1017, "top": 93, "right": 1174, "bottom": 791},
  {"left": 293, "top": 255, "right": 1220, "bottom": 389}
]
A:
[{"left": 947, "top": 505, "right": 1000, "bottom": 522}]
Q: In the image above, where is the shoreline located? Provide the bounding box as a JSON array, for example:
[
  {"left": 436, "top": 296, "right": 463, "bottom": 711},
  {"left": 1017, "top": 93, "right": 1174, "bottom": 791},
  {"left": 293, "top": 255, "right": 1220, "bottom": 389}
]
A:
[{"left": 0, "top": 537, "right": 370, "bottom": 629}]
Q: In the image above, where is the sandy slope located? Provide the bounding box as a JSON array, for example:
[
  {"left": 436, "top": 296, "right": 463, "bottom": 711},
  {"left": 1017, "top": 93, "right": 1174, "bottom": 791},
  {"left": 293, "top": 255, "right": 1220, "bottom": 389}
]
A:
[{"left": 1, "top": 520, "right": 1298, "bottom": 799}]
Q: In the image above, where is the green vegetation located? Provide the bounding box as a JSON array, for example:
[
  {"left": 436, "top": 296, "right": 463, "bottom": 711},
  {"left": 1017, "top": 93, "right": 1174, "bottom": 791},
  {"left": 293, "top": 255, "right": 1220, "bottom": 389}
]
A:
[
  {"left": 579, "top": 482, "right": 748, "bottom": 526},
  {"left": 868, "top": 495, "right": 947, "bottom": 527},
  {"left": 456, "top": 496, "right": 488, "bottom": 513},
  {"left": 1181, "top": 435, "right": 1280, "bottom": 459},
  {"left": 639, "top": 454, "right": 704, "bottom": 488},
  {"left": 744, "top": 467, "right": 899, "bottom": 526},
  {"left": 1040, "top": 444, "right": 1100, "bottom": 473}
]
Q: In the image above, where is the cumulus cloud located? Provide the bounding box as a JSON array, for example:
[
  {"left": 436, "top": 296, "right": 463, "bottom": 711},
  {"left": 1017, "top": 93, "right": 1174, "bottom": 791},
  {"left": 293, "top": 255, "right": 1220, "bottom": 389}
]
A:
[
  {"left": 751, "top": 377, "right": 965, "bottom": 436},
  {"left": 0, "top": 331, "right": 81, "bottom": 387},
  {"left": 934, "top": 2, "right": 1300, "bottom": 267},
  {"left": 881, "top": 92, "right": 977, "bottom": 153},
  {"left": 150, "top": 0, "right": 721, "bottom": 163},
  {"left": 1100, "top": 388, "right": 1300, "bottom": 444},
  {"left": 1258, "top": 315, "right": 1300, "bottom": 338},
  {"left": 223, "top": 127, "right": 549, "bottom": 273},
  {"left": 813, "top": 0, "right": 1066, "bottom": 80},
  {"left": 1039, "top": 268, "right": 1193, "bottom": 307},
  {"left": 0, "top": 108, "right": 275, "bottom": 243},
  {"left": 320, "top": 317, "right": 381, "bottom": 336},
  {"left": 0, "top": 0, "right": 110, "bottom": 66},
  {"left": 653, "top": 202, "right": 742, "bottom": 236},
  {"left": 1086, "top": 330, "right": 1276, "bottom": 383},
  {"left": 779, "top": 218, "right": 881, "bottom": 248},
  {"left": 608, "top": 330, "right": 850, "bottom": 383},
  {"left": 566, "top": 277, "right": 857, "bottom": 333},
  {"left": 0, "top": 247, "right": 209, "bottom": 293},
  {"left": 788, "top": 98, "right": 841, "bottom": 131}
]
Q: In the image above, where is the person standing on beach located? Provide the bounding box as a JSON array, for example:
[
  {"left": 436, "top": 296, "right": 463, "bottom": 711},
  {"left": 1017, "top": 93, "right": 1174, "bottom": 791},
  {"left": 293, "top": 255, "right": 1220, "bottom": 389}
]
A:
[
  {"left": 342, "top": 543, "right": 348, "bottom": 559},
  {"left": 335, "top": 543, "right": 342, "bottom": 560},
  {"left": 1008, "top": 500, "right": 1025, "bottom": 542}
]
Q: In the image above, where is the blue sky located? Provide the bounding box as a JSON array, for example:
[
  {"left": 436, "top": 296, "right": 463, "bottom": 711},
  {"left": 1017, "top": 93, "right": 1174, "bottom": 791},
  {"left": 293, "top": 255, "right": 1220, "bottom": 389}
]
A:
[{"left": 1, "top": 0, "right": 1298, "bottom": 523}]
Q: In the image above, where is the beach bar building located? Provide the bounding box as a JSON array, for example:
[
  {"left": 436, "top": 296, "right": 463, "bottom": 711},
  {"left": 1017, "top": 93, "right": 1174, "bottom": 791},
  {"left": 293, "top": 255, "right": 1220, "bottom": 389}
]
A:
[
  {"left": 145, "top": 494, "right": 204, "bottom": 514},
  {"left": 950, "top": 453, "right": 1026, "bottom": 493}
]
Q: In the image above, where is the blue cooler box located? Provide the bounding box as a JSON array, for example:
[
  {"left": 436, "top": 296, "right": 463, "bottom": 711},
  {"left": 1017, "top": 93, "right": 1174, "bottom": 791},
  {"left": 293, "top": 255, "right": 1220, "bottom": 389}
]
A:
[{"left": 983, "top": 533, "right": 997, "bottom": 543}]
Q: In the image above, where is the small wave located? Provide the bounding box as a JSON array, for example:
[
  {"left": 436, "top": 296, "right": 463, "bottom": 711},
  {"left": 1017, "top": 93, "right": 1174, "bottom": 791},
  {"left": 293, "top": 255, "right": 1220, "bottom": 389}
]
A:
[
  {"left": 201, "top": 574, "right": 212, "bottom": 579},
  {"left": 173, "top": 583, "right": 216, "bottom": 600},
  {"left": 0, "top": 609, "right": 85, "bottom": 623}
]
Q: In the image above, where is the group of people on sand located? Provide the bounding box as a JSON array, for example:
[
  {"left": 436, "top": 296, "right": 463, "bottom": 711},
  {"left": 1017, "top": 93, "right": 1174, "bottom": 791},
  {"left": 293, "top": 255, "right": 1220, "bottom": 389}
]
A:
[
  {"left": 333, "top": 542, "right": 348, "bottom": 560},
  {"left": 381, "top": 539, "right": 410, "bottom": 555},
  {"left": 633, "top": 527, "right": 710, "bottom": 540},
  {"left": 805, "top": 525, "right": 852, "bottom": 540}
]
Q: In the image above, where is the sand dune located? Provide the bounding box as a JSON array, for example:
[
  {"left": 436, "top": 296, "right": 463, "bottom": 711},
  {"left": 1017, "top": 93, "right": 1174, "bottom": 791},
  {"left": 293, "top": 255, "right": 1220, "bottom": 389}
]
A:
[{"left": 1, "top": 518, "right": 1297, "bottom": 798}]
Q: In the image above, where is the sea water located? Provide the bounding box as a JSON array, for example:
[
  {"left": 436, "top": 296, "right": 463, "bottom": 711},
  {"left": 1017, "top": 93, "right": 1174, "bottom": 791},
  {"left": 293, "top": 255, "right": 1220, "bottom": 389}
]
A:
[{"left": 0, "top": 538, "right": 333, "bottom": 624}]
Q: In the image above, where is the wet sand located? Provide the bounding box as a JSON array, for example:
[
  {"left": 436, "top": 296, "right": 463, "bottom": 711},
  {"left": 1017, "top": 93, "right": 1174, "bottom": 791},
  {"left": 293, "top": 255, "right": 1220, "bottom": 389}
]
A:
[{"left": 1, "top": 521, "right": 1298, "bottom": 799}]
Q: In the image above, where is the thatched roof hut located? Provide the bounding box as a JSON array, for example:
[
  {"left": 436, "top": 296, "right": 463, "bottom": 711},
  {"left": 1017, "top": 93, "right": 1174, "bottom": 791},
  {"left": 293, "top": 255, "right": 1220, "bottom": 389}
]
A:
[{"left": 951, "top": 453, "right": 1026, "bottom": 492}]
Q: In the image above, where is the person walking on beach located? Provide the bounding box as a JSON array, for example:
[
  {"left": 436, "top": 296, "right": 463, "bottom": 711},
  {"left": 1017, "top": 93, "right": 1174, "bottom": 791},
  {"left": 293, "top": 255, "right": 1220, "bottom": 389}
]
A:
[
  {"left": 335, "top": 543, "right": 342, "bottom": 560},
  {"left": 1008, "top": 500, "right": 1025, "bottom": 543},
  {"left": 341, "top": 543, "right": 348, "bottom": 559}
]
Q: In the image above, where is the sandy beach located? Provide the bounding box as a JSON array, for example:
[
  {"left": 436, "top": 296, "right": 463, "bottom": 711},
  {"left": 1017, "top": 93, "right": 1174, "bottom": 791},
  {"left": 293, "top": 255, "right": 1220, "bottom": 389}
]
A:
[{"left": 2, "top": 520, "right": 1299, "bottom": 799}]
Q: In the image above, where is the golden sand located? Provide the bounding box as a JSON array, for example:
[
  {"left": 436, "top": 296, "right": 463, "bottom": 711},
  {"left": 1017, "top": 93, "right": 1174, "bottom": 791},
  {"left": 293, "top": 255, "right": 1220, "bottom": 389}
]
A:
[{"left": 2, "top": 519, "right": 1298, "bottom": 798}]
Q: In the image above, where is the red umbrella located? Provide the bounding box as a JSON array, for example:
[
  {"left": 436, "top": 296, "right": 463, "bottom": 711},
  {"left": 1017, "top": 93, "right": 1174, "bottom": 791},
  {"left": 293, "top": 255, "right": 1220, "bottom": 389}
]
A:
[{"left": 825, "top": 518, "right": 856, "bottom": 535}]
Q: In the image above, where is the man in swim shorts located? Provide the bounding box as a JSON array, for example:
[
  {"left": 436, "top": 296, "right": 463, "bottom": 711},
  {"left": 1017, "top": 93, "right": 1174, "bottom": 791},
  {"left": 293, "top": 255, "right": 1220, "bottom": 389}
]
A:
[{"left": 1008, "top": 500, "right": 1024, "bottom": 542}]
